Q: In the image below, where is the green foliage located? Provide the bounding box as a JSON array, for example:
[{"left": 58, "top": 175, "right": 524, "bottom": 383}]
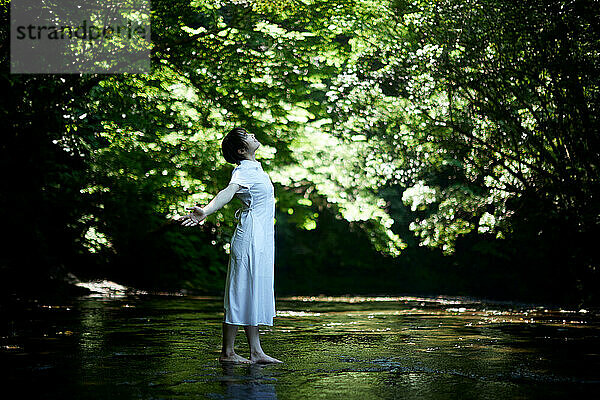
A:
[
  {"left": 1, "top": 0, "right": 598, "bottom": 303},
  {"left": 396, "top": 0, "right": 600, "bottom": 252},
  {"left": 313, "top": 0, "right": 599, "bottom": 258}
]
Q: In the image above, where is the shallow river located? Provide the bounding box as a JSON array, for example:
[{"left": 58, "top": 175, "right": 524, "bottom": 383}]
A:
[{"left": 2, "top": 293, "right": 600, "bottom": 399}]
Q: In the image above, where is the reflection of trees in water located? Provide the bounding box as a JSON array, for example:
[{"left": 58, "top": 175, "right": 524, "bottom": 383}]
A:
[{"left": 218, "top": 363, "right": 278, "bottom": 400}]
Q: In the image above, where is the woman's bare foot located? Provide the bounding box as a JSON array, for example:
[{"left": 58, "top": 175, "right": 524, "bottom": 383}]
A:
[
  {"left": 250, "top": 352, "right": 283, "bottom": 364},
  {"left": 219, "top": 352, "right": 252, "bottom": 364}
]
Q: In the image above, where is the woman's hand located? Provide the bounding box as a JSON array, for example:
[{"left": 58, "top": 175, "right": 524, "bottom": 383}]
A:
[
  {"left": 178, "top": 205, "right": 206, "bottom": 227},
  {"left": 177, "top": 185, "right": 238, "bottom": 227}
]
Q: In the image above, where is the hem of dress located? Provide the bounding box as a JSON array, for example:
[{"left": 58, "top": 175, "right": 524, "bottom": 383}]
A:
[{"left": 224, "top": 318, "right": 274, "bottom": 327}]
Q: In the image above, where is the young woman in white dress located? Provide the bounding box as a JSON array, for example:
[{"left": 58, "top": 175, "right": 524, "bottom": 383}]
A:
[{"left": 179, "top": 127, "right": 282, "bottom": 364}]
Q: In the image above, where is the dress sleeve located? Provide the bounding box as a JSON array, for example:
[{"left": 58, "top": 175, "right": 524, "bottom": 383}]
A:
[{"left": 229, "top": 167, "right": 254, "bottom": 194}]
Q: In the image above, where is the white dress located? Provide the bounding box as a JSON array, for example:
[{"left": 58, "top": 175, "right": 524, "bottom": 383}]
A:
[{"left": 224, "top": 159, "right": 276, "bottom": 326}]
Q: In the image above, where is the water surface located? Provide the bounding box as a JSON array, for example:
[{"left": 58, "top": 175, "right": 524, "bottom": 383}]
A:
[{"left": 2, "top": 293, "right": 599, "bottom": 399}]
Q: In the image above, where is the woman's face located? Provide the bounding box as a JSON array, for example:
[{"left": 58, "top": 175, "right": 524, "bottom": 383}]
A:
[{"left": 241, "top": 132, "right": 260, "bottom": 154}]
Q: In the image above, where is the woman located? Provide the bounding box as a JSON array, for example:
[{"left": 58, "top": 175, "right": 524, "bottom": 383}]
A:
[{"left": 179, "top": 127, "right": 282, "bottom": 364}]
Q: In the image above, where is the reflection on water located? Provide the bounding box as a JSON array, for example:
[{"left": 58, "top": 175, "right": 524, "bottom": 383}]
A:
[
  {"left": 2, "top": 294, "right": 600, "bottom": 399},
  {"left": 215, "top": 364, "right": 278, "bottom": 400}
]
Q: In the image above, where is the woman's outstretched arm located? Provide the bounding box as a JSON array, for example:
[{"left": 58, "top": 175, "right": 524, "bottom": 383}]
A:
[{"left": 179, "top": 183, "right": 240, "bottom": 226}]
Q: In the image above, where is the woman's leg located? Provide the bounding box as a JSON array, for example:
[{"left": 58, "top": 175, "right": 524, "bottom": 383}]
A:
[
  {"left": 243, "top": 325, "right": 283, "bottom": 363},
  {"left": 219, "top": 322, "right": 251, "bottom": 363}
]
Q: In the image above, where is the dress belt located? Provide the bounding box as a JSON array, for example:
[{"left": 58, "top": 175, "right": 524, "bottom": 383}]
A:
[{"left": 234, "top": 206, "right": 252, "bottom": 222}]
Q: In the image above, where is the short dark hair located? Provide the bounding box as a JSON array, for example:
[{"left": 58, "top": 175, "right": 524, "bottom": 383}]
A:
[{"left": 222, "top": 127, "right": 249, "bottom": 165}]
